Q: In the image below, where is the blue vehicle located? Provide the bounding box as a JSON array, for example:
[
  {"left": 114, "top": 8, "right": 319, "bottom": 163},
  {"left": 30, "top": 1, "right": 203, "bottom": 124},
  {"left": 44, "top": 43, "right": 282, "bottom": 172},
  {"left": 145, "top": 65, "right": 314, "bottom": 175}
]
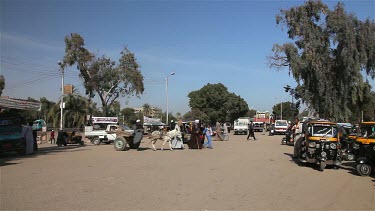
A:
[
  {"left": 0, "top": 118, "right": 26, "bottom": 155},
  {"left": 32, "top": 119, "right": 46, "bottom": 131}
]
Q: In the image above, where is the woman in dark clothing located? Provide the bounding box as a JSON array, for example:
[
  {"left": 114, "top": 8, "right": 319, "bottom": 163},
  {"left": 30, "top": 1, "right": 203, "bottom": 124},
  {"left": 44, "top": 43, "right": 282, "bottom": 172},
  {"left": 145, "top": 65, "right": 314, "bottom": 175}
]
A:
[{"left": 188, "top": 121, "right": 203, "bottom": 149}]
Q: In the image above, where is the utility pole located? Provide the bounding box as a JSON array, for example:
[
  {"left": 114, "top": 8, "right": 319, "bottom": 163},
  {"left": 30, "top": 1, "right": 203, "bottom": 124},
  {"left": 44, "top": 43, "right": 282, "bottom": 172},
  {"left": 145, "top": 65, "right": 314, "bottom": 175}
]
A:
[
  {"left": 58, "top": 61, "right": 64, "bottom": 130},
  {"left": 165, "top": 72, "right": 175, "bottom": 124}
]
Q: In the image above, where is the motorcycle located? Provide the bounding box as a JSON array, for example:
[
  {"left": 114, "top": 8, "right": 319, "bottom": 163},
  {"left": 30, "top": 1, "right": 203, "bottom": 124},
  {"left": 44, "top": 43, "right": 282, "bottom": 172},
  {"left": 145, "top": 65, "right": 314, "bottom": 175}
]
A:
[{"left": 281, "top": 129, "right": 294, "bottom": 146}]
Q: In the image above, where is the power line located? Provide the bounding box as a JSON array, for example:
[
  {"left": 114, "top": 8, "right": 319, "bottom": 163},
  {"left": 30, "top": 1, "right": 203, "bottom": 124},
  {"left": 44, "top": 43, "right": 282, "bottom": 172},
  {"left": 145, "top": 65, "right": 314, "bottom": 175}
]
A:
[
  {"left": 6, "top": 75, "right": 60, "bottom": 90},
  {"left": 1, "top": 62, "right": 77, "bottom": 76},
  {"left": 1, "top": 56, "right": 59, "bottom": 71}
]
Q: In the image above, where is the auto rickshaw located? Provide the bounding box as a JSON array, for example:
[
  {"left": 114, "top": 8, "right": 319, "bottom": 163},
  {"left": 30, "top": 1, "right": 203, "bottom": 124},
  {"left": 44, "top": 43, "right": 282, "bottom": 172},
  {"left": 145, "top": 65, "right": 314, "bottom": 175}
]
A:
[
  {"left": 296, "top": 120, "right": 341, "bottom": 171},
  {"left": 337, "top": 124, "right": 356, "bottom": 161},
  {"left": 353, "top": 122, "right": 375, "bottom": 176},
  {"left": 56, "top": 130, "right": 84, "bottom": 146}
]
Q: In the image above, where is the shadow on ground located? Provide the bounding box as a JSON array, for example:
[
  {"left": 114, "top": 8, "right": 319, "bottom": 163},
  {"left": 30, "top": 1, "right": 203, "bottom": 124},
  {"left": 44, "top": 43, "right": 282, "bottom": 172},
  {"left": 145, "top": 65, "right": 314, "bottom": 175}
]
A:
[{"left": 0, "top": 144, "right": 88, "bottom": 167}]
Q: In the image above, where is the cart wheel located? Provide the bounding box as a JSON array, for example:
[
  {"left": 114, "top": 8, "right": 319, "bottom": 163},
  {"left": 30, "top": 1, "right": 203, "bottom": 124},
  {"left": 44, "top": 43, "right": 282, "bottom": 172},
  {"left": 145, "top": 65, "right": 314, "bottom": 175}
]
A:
[
  {"left": 114, "top": 137, "right": 127, "bottom": 151},
  {"left": 79, "top": 141, "right": 84, "bottom": 145},
  {"left": 356, "top": 163, "right": 372, "bottom": 176},
  {"left": 319, "top": 161, "right": 326, "bottom": 172},
  {"left": 92, "top": 137, "right": 101, "bottom": 145}
]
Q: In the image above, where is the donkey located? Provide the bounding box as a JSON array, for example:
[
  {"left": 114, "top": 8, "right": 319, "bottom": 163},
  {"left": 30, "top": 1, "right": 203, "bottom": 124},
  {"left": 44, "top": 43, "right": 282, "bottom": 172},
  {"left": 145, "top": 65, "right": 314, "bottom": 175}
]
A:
[{"left": 149, "top": 129, "right": 182, "bottom": 151}]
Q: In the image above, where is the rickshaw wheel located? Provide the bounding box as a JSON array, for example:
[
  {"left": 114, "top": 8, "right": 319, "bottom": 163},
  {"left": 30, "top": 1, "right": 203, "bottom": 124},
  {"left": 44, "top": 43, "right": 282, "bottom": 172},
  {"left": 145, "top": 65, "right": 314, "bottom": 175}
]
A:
[
  {"left": 319, "top": 161, "right": 326, "bottom": 171},
  {"left": 356, "top": 164, "right": 372, "bottom": 176},
  {"left": 114, "top": 137, "right": 126, "bottom": 151}
]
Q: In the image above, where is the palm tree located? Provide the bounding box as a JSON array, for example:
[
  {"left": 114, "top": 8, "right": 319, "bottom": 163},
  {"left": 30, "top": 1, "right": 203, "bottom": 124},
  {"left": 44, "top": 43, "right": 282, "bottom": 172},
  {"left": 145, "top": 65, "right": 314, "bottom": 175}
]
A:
[
  {"left": 47, "top": 104, "right": 60, "bottom": 128},
  {"left": 64, "top": 94, "right": 88, "bottom": 128},
  {"left": 142, "top": 103, "right": 152, "bottom": 117}
]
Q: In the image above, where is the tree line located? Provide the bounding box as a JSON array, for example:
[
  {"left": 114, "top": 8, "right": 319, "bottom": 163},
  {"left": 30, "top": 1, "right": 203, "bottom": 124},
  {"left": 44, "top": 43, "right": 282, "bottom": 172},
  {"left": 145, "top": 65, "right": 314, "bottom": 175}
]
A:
[
  {"left": 269, "top": 0, "right": 375, "bottom": 122},
  {"left": 2, "top": 1, "right": 375, "bottom": 124}
]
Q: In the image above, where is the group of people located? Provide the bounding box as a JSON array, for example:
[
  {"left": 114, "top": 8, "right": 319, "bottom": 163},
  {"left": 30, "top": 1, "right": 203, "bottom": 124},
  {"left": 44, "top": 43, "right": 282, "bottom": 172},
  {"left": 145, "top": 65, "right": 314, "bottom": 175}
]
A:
[{"left": 187, "top": 120, "right": 214, "bottom": 149}]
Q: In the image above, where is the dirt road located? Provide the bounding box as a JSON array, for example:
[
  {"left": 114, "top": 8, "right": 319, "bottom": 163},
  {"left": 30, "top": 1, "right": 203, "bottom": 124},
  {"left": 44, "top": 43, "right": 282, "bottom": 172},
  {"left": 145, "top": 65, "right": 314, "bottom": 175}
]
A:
[{"left": 1, "top": 132, "right": 374, "bottom": 210}]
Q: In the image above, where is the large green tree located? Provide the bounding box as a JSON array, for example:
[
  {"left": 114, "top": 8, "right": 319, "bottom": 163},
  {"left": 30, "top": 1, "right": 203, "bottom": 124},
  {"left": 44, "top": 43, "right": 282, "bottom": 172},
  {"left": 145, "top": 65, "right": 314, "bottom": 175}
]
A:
[
  {"left": 120, "top": 107, "right": 142, "bottom": 126},
  {"left": 61, "top": 33, "right": 144, "bottom": 116},
  {"left": 269, "top": 0, "right": 375, "bottom": 122},
  {"left": 188, "top": 83, "right": 249, "bottom": 123},
  {"left": 359, "top": 91, "right": 375, "bottom": 121},
  {"left": 182, "top": 108, "right": 210, "bottom": 123},
  {"left": 272, "top": 101, "right": 297, "bottom": 121},
  {"left": 247, "top": 109, "right": 257, "bottom": 118},
  {"left": 39, "top": 97, "right": 56, "bottom": 122},
  {"left": 0, "top": 75, "right": 5, "bottom": 96}
]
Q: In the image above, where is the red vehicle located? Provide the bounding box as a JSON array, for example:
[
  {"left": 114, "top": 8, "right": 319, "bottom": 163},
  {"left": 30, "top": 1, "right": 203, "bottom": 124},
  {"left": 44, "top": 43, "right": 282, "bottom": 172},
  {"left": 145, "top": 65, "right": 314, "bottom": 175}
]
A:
[{"left": 253, "top": 111, "right": 275, "bottom": 130}]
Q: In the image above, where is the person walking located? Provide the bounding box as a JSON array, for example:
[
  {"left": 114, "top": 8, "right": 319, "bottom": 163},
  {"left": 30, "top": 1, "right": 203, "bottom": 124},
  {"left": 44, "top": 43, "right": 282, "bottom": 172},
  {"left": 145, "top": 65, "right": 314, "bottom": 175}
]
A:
[
  {"left": 293, "top": 118, "right": 303, "bottom": 158},
  {"left": 262, "top": 122, "right": 267, "bottom": 135},
  {"left": 215, "top": 121, "right": 222, "bottom": 141},
  {"left": 203, "top": 125, "right": 213, "bottom": 149},
  {"left": 188, "top": 120, "right": 203, "bottom": 149},
  {"left": 247, "top": 120, "right": 256, "bottom": 140},
  {"left": 49, "top": 130, "right": 55, "bottom": 144}
]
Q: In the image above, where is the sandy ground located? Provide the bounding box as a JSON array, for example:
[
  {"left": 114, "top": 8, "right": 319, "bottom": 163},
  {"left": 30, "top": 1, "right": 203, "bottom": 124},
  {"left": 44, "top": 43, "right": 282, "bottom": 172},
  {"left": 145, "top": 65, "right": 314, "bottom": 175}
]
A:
[{"left": 1, "top": 132, "right": 374, "bottom": 210}]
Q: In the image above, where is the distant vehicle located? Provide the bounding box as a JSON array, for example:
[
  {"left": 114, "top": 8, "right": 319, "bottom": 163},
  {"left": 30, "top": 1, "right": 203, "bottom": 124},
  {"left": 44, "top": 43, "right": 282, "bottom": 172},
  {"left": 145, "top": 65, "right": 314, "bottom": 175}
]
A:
[
  {"left": 234, "top": 117, "right": 250, "bottom": 135},
  {"left": 253, "top": 111, "right": 274, "bottom": 129},
  {"left": 0, "top": 118, "right": 26, "bottom": 155},
  {"left": 85, "top": 124, "right": 134, "bottom": 145},
  {"left": 253, "top": 122, "right": 264, "bottom": 132},
  {"left": 274, "top": 120, "right": 288, "bottom": 135},
  {"left": 32, "top": 119, "right": 46, "bottom": 131},
  {"left": 56, "top": 130, "right": 84, "bottom": 146}
]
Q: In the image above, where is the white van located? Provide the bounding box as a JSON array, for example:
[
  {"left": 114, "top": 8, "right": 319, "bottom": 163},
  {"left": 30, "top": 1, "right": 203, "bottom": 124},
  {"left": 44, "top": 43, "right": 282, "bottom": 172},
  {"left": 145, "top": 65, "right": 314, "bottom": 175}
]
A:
[
  {"left": 234, "top": 118, "right": 250, "bottom": 135},
  {"left": 274, "top": 120, "right": 288, "bottom": 135}
]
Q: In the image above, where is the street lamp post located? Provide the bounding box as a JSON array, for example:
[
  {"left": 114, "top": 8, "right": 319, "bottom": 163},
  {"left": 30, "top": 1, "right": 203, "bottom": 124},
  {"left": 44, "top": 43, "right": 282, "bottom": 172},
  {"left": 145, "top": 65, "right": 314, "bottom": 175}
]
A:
[
  {"left": 166, "top": 72, "right": 175, "bottom": 125},
  {"left": 58, "top": 61, "right": 64, "bottom": 130},
  {"left": 284, "top": 85, "right": 296, "bottom": 117}
]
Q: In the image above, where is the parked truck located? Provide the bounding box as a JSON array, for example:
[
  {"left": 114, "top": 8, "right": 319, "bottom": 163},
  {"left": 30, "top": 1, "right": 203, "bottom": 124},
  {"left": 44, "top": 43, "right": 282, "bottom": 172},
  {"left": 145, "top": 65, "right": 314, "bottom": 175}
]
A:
[
  {"left": 84, "top": 117, "right": 121, "bottom": 145},
  {"left": 85, "top": 124, "right": 134, "bottom": 145},
  {"left": 253, "top": 111, "right": 274, "bottom": 131}
]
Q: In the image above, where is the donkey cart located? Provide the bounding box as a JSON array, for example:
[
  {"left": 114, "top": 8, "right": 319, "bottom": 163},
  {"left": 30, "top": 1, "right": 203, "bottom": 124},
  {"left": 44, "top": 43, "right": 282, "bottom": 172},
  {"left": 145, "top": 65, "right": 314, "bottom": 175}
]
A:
[{"left": 114, "top": 128, "right": 143, "bottom": 151}]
